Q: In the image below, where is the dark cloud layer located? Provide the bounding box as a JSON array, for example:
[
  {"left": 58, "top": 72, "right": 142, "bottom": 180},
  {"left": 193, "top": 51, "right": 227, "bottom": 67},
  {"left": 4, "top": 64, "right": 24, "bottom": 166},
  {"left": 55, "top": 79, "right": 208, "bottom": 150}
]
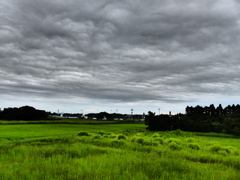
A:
[{"left": 1, "top": 0, "right": 240, "bottom": 113}]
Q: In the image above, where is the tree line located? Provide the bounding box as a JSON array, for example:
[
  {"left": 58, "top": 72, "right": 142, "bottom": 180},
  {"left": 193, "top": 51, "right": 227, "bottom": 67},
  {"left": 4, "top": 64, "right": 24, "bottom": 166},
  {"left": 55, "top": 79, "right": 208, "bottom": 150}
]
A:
[
  {"left": 0, "top": 106, "right": 48, "bottom": 120},
  {"left": 145, "top": 104, "right": 240, "bottom": 136}
]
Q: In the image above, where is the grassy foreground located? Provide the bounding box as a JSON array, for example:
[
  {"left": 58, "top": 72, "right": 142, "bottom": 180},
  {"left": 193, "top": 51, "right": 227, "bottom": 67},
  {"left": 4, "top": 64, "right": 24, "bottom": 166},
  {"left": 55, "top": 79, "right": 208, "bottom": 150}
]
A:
[{"left": 0, "top": 123, "right": 240, "bottom": 179}]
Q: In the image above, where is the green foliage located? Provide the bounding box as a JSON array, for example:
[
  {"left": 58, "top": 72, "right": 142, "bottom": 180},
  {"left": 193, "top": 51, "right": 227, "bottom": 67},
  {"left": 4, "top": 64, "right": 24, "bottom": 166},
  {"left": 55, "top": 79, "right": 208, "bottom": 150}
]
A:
[
  {"left": 186, "top": 138, "right": 195, "bottom": 142},
  {"left": 77, "top": 132, "right": 90, "bottom": 136},
  {"left": 146, "top": 104, "right": 240, "bottom": 136},
  {"left": 209, "top": 144, "right": 239, "bottom": 156},
  {"left": 0, "top": 124, "right": 240, "bottom": 179},
  {"left": 118, "top": 135, "right": 126, "bottom": 140},
  {"left": 136, "top": 138, "right": 144, "bottom": 144},
  {"left": 93, "top": 135, "right": 102, "bottom": 140},
  {"left": 108, "top": 135, "right": 117, "bottom": 139},
  {"left": 152, "top": 133, "right": 160, "bottom": 138},
  {"left": 209, "top": 144, "right": 222, "bottom": 153},
  {"left": 131, "top": 137, "right": 137, "bottom": 142},
  {"left": 97, "top": 131, "right": 106, "bottom": 136},
  {"left": 111, "top": 140, "right": 126, "bottom": 147},
  {"left": 167, "top": 138, "right": 181, "bottom": 144},
  {"left": 153, "top": 137, "right": 164, "bottom": 144},
  {"left": 168, "top": 142, "right": 182, "bottom": 150},
  {"left": 232, "top": 127, "right": 240, "bottom": 136},
  {"left": 187, "top": 143, "right": 200, "bottom": 150}
]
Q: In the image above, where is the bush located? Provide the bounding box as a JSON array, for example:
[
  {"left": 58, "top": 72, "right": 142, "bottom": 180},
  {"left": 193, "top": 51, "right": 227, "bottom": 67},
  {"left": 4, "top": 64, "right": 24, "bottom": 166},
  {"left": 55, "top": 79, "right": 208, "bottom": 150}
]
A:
[
  {"left": 77, "top": 132, "right": 89, "bottom": 136},
  {"left": 232, "top": 127, "right": 240, "bottom": 136}
]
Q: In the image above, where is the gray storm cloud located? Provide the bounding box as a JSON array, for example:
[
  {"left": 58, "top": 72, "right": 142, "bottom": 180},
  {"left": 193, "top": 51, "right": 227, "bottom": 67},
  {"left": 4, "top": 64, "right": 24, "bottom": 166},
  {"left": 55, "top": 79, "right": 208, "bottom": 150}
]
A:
[{"left": 1, "top": 0, "right": 240, "bottom": 113}]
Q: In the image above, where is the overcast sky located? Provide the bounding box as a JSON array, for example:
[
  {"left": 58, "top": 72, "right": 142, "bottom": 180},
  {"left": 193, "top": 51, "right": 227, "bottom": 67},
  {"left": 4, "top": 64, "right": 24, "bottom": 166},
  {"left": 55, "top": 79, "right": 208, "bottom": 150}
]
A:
[{"left": 1, "top": 0, "right": 240, "bottom": 114}]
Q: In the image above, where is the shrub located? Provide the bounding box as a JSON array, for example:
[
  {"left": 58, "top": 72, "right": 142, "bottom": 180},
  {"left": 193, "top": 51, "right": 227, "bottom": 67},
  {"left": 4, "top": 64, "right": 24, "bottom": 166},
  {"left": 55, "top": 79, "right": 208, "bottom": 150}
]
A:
[
  {"left": 118, "top": 135, "right": 126, "bottom": 140},
  {"left": 77, "top": 132, "right": 89, "bottom": 136}
]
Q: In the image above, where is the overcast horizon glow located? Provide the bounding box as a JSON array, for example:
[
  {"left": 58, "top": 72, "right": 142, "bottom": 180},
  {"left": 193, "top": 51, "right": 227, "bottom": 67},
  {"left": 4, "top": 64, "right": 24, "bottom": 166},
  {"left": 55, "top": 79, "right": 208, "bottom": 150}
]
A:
[{"left": 1, "top": 0, "right": 240, "bottom": 115}]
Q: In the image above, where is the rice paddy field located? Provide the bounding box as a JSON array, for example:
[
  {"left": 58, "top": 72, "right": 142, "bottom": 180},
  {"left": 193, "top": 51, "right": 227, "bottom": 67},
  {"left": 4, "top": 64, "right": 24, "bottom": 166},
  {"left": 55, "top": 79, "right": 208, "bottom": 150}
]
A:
[{"left": 0, "top": 120, "right": 240, "bottom": 180}]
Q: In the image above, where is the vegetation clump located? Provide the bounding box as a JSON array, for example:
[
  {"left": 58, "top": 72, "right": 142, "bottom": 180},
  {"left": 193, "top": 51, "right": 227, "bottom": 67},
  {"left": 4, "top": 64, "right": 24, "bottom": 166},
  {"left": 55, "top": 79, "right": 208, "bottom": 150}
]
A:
[
  {"left": 136, "top": 137, "right": 144, "bottom": 144},
  {"left": 118, "top": 135, "right": 126, "bottom": 140},
  {"left": 152, "top": 133, "right": 160, "bottom": 138},
  {"left": 0, "top": 123, "right": 240, "bottom": 179},
  {"left": 169, "top": 142, "right": 182, "bottom": 150},
  {"left": 209, "top": 144, "right": 239, "bottom": 155},
  {"left": 77, "top": 132, "right": 90, "bottom": 136},
  {"left": 111, "top": 140, "right": 126, "bottom": 147},
  {"left": 153, "top": 137, "right": 164, "bottom": 145},
  {"left": 186, "top": 138, "right": 195, "bottom": 142},
  {"left": 167, "top": 138, "right": 181, "bottom": 144},
  {"left": 187, "top": 143, "right": 200, "bottom": 150},
  {"left": 93, "top": 135, "right": 102, "bottom": 140},
  {"left": 97, "top": 132, "right": 106, "bottom": 136}
]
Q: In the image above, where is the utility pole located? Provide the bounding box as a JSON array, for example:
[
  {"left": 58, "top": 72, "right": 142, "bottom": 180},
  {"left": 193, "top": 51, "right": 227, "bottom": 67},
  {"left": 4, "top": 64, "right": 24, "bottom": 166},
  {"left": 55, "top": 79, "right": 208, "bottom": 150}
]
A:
[
  {"left": 131, "top": 109, "right": 133, "bottom": 121},
  {"left": 158, "top": 108, "right": 160, "bottom": 115}
]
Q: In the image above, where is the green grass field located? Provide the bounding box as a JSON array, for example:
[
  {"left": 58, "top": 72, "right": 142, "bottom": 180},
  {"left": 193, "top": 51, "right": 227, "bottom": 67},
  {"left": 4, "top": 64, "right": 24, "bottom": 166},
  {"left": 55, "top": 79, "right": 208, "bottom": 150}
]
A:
[
  {"left": 0, "top": 121, "right": 240, "bottom": 179},
  {"left": 0, "top": 123, "right": 145, "bottom": 143}
]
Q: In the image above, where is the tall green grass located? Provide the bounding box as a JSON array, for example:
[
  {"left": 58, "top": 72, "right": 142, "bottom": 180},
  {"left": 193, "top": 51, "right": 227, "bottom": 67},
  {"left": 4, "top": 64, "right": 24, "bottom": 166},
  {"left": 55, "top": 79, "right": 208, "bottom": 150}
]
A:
[
  {"left": 0, "top": 124, "right": 240, "bottom": 179},
  {"left": 0, "top": 124, "right": 145, "bottom": 143},
  {"left": 0, "top": 139, "right": 239, "bottom": 180}
]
